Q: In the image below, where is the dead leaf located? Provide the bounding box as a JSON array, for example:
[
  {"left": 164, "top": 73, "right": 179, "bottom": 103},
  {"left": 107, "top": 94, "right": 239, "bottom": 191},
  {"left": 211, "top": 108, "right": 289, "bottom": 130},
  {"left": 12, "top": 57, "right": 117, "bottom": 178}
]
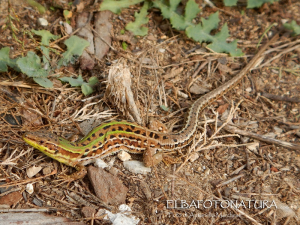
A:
[
  {"left": 216, "top": 103, "right": 229, "bottom": 114},
  {"left": 270, "top": 166, "right": 279, "bottom": 172},
  {"left": 26, "top": 165, "right": 43, "bottom": 178},
  {"left": 21, "top": 101, "right": 43, "bottom": 127},
  {"left": 189, "top": 83, "right": 210, "bottom": 95},
  {"left": 163, "top": 67, "right": 183, "bottom": 80},
  {"left": 217, "top": 63, "right": 233, "bottom": 74}
]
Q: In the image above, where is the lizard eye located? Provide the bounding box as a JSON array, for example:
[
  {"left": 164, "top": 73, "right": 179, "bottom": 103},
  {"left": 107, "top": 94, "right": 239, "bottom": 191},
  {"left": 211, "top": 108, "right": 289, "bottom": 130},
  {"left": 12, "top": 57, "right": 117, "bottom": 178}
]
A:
[{"left": 40, "top": 141, "right": 44, "bottom": 144}]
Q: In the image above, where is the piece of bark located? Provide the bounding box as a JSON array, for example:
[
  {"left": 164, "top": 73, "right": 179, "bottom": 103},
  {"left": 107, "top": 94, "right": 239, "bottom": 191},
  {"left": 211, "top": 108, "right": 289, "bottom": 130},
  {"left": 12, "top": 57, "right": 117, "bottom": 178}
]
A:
[
  {"left": 94, "top": 11, "right": 112, "bottom": 60},
  {"left": 76, "top": 12, "right": 95, "bottom": 70}
]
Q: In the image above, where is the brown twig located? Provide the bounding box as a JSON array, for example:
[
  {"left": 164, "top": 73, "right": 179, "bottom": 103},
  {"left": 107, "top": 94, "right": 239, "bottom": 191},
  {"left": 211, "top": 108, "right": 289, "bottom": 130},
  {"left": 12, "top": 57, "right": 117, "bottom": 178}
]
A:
[
  {"left": 224, "top": 124, "right": 300, "bottom": 152},
  {"left": 0, "top": 169, "right": 57, "bottom": 188},
  {"left": 261, "top": 92, "right": 300, "bottom": 103}
]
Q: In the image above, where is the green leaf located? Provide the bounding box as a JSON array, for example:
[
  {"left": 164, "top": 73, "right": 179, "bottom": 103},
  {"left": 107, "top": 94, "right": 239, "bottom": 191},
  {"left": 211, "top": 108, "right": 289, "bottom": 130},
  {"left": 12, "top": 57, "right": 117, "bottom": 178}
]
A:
[
  {"left": 154, "top": 0, "right": 199, "bottom": 30},
  {"left": 58, "top": 35, "right": 90, "bottom": 67},
  {"left": 32, "top": 30, "right": 60, "bottom": 65},
  {"left": 122, "top": 42, "right": 128, "bottom": 50},
  {"left": 88, "top": 76, "right": 99, "bottom": 86},
  {"left": 33, "top": 77, "right": 53, "bottom": 88},
  {"left": 223, "top": 0, "right": 238, "bottom": 6},
  {"left": 284, "top": 20, "right": 300, "bottom": 35},
  {"left": 125, "top": 1, "right": 149, "bottom": 36},
  {"left": 26, "top": 0, "right": 46, "bottom": 14},
  {"left": 59, "top": 75, "right": 84, "bottom": 87},
  {"left": 186, "top": 13, "right": 242, "bottom": 56},
  {"left": 153, "top": 0, "right": 181, "bottom": 19},
  {"left": 17, "top": 51, "right": 48, "bottom": 78},
  {"left": 60, "top": 75, "right": 98, "bottom": 96},
  {"left": 247, "top": 0, "right": 278, "bottom": 8},
  {"left": 160, "top": 105, "right": 169, "bottom": 111},
  {"left": 81, "top": 83, "right": 94, "bottom": 96},
  {"left": 0, "top": 47, "right": 20, "bottom": 72},
  {"left": 207, "top": 24, "right": 243, "bottom": 56},
  {"left": 184, "top": 0, "right": 201, "bottom": 23},
  {"left": 32, "top": 30, "right": 60, "bottom": 46},
  {"left": 170, "top": 0, "right": 200, "bottom": 30},
  {"left": 100, "top": 0, "right": 144, "bottom": 14},
  {"left": 186, "top": 12, "right": 219, "bottom": 43},
  {"left": 16, "top": 51, "right": 53, "bottom": 88}
]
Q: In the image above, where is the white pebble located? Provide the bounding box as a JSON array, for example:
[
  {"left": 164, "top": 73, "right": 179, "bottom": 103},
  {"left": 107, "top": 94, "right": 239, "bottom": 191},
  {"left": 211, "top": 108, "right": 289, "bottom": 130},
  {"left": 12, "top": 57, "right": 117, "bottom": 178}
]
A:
[
  {"left": 118, "top": 151, "right": 131, "bottom": 162},
  {"left": 189, "top": 152, "right": 199, "bottom": 162},
  {"left": 94, "top": 159, "right": 108, "bottom": 168},
  {"left": 123, "top": 160, "right": 151, "bottom": 174},
  {"left": 37, "top": 18, "right": 48, "bottom": 26},
  {"left": 26, "top": 183, "right": 34, "bottom": 194}
]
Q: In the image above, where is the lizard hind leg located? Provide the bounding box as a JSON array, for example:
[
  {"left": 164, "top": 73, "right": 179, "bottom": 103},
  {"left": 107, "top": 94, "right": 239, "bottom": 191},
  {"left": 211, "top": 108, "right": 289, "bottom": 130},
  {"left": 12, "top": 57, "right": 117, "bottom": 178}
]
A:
[
  {"left": 143, "top": 146, "right": 163, "bottom": 167},
  {"left": 143, "top": 146, "right": 182, "bottom": 167},
  {"left": 58, "top": 164, "right": 87, "bottom": 182}
]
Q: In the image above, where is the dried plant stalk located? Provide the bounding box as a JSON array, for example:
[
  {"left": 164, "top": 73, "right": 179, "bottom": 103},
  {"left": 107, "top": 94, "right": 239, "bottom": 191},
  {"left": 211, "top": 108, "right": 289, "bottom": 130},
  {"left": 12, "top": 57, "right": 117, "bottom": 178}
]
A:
[{"left": 105, "top": 59, "right": 141, "bottom": 124}]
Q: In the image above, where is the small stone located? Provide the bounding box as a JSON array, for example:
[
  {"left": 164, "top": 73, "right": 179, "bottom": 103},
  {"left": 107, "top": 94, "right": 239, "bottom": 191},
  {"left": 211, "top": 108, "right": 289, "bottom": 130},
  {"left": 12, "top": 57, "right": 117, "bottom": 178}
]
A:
[
  {"left": 26, "top": 183, "right": 34, "bottom": 194},
  {"left": 118, "top": 150, "right": 131, "bottom": 162},
  {"left": 177, "top": 90, "right": 188, "bottom": 99},
  {"left": 94, "top": 159, "right": 108, "bottom": 169},
  {"left": 64, "top": 21, "right": 73, "bottom": 34},
  {"left": 96, "top": 204, "right": 140, "bottom": 225},
  {"left": 42, "top": 167, "right": 51, "bottom": 175},
  {"left": 87, "top": 166, "right": 128, "bottom": 205},
  {"left": 123, "top": 160, "right": 151, "bottom": 174},
  {"left": 245, "top": 87, "right": 252, "bottom": 92},
  {"left": 37, "top": 18, "right": 48, "bottom": 26},
  {"left": 189, "top": 152, "right": 199, "bottom": 162},
  {"left": 81, "top": 206, "right": 96, "bottom": 218}
]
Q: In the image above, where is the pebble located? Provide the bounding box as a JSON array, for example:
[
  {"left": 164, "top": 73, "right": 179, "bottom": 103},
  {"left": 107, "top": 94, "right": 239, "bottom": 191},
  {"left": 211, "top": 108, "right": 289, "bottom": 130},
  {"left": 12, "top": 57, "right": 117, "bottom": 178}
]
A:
[
  {"left": 26, "top": 183, "right": 34, "bottom": 194},
  {"left": 37, "top": 18, "right": 48, "bottom": 26},
  {"left": 94, "top": 158, "right": 108, "bottom": 168},
  {"left": 189, "top": 152, "right": 199, "bottom": 162},
  {"left": 118, "top": 151, "right": 131, "bottom": 161},
  {"left": 123, "top": 161, "right": 151, "bottom": 174}
]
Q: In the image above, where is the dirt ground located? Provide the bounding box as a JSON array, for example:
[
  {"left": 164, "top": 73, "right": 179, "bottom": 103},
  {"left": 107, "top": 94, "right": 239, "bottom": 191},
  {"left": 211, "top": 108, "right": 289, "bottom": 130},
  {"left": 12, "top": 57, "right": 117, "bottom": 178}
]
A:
[{"left": 0, "top": 0, "right": 300, "bottom": 224}]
